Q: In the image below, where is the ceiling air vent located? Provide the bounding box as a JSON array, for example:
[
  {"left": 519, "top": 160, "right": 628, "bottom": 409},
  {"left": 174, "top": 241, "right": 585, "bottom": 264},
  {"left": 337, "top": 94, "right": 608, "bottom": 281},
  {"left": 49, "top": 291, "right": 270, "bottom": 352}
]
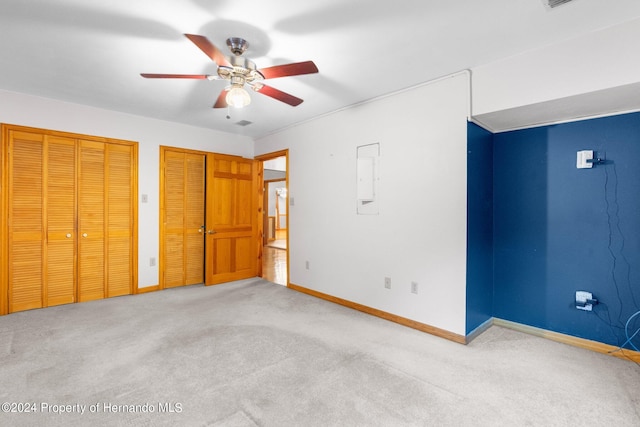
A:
[
  {"left": 542, "top": 0, "right": 575, "bottom": 9},
  {"left": 235, "top": 120, "right": 252, "bottom": 127}
]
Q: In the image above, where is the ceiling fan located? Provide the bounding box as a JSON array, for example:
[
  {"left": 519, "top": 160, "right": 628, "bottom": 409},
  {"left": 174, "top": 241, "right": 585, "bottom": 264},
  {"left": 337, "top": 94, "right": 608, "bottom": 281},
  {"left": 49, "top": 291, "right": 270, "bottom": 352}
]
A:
[{"left": 141, "top": 34, "right": 319, "bottom": 109}]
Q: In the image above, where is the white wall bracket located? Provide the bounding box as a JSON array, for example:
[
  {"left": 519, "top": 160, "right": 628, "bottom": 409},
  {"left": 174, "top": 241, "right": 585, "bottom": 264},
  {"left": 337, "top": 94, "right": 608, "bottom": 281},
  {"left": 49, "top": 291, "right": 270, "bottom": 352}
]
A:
[
  {"left": 576, "top": 150, "right": 593, "bottom": 169},
  {"left": 576, "top": 290, "right": 596, "bottom": 311}
]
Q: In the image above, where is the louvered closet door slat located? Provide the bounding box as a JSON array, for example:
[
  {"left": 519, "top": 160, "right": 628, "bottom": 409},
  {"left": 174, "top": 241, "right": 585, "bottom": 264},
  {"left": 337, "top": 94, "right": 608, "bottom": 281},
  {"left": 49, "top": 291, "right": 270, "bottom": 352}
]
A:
[
  {"left": 106, "top": 144, "right": 133, "bottom": 297},
  {"left": 78, "top": 140, "right": 105, "bottom": 302},
  {"left": 9, "top": 131, "right": 45, "bottom": 312},
  {"left": 163, "top": 151, "right": 186, "bottom": 288},
  {"left": 185, "top": 153, "right": 205, "bottom": 285},
  {"left": 46, "top": 136, "right": 77, "bottom": 306}
]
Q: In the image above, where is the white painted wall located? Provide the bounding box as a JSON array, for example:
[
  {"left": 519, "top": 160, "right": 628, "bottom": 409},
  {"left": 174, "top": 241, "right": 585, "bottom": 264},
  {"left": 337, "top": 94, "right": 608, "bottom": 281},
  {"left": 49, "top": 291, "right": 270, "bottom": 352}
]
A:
[
  {"left": 256, "top": 74, "right": 469, "bottom": 335},
  {"left": 0, "top": 89, "right": 253, "bottom": 288},
  {"left": 472, "top": 16, "right": 640, "bottom": 116},
  {"left": 263, "top": 157, "right": 286, "bottom": 171}
]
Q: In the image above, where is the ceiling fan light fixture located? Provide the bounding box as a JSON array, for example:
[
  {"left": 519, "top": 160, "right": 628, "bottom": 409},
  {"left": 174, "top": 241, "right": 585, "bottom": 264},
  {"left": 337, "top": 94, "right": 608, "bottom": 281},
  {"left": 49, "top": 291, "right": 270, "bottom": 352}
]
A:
[
  {"left": 226, "top": 85, "right": 251, "bottom": 108},
  {"left": 141, "top": 34, "right": 318, "bottom": 109}
]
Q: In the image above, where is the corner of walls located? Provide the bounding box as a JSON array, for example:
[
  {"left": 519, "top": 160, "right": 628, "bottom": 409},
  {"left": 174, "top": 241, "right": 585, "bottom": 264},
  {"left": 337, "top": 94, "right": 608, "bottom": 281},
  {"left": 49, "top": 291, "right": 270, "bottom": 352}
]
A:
[
  {"left": 466, "top": 121, "right": 494, "bottom": 334},
  {"left": 493, "top": 111, "right": 640, "bottom": 348}
]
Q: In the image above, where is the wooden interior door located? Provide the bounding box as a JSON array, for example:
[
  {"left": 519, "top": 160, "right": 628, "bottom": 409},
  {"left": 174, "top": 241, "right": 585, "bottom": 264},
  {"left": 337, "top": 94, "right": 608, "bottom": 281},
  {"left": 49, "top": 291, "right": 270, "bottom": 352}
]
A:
[
  {"left": 205, "top": 153, "right": 259, "bottom": 285},
  {"left": 8, "top": 131, "right": 77, "bottom": 311},
  {"left": 161, "top": 148, "right": 205, "bottom": 288},
  {"left": 78, "top": 140, "right": 106, "bottom": 302},
  {"left": 77, "top": 140, "right": 136, "bottom": 300},
  {"left": 185, "top": 153, "right": 205, "bottom": 284},
  {"left": 45, "top": 135, "right": 77, "bottom": 306},
  {"left": 8, "top": 130, "right": 46, "bottom": 312},
  {"left": 6, "top": 131, "right": 77, "bottom": 312},
  {"left": 106, "top": 143, "right": 135, "bottom": 297}
]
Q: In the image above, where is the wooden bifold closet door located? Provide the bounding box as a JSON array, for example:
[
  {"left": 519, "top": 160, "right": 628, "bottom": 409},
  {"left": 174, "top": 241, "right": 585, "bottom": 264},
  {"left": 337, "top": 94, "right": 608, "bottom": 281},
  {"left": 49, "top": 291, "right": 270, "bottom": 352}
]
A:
[
  {"left": 160, "top": 148, "right": 205, "bottom": 288},
  {"left": 78, "top": 140, "right": 136, "bottom": 302},
  {"left": 7, "top": 131, "right": 76, "bottom": 311},
  {"left": 2, "top": 125, "right": 138, "bottom": 313}
]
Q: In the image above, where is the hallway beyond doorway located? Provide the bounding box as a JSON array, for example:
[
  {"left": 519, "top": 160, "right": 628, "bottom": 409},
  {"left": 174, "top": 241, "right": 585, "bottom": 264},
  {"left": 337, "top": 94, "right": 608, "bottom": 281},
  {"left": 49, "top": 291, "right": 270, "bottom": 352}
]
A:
[{"left": 262, "top": 246, "right": 287, "bottom": 286}]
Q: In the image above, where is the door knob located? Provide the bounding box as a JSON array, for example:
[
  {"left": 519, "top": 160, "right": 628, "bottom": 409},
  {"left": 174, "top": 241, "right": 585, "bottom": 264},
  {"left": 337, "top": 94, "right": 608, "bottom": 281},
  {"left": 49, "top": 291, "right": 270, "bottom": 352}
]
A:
[
  {"left": 66, "top": 233, "right": 72, "bottom": 238},
  {"left": 82, "top": 233, "right": 88, "bottom": 238},
  {"left": 207, "top": 230, "right": 217, "bottom": 235}
]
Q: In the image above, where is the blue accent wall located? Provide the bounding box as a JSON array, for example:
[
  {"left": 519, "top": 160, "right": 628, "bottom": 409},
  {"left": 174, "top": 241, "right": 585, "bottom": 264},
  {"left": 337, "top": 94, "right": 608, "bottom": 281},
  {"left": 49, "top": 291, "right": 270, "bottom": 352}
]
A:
[
  {"left": 466, "top": 122, "right": 494, "bottom": 334},
  {"left": 493, "top": 112, "right": 640, "bottom": 347}
]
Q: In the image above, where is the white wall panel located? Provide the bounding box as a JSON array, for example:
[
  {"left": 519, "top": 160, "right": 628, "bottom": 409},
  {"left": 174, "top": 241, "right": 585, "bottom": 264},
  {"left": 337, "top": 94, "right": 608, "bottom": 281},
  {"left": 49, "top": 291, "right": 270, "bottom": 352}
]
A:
[{"left": 256, "top": 74, "right": 469, "bottom": 335}]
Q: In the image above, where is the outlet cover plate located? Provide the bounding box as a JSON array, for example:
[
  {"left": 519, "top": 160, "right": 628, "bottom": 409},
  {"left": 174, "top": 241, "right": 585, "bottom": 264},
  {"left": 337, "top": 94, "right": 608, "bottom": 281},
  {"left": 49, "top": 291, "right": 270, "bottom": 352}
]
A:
[
  {"left": 577, "top": 150, "right": 593, "bottom": 169},
  {"left": 576, "top": 290, "right": 593, "bottom": 311}
]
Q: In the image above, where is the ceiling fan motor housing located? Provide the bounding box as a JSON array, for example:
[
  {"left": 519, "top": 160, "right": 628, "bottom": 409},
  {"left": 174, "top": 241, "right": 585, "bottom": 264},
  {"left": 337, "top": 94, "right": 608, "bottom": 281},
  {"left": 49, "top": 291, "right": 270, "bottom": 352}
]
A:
[
  {"left": 217, "top": 55, "right": 265, "bottom": 83},
  {"left": 226, "top": 37, "right": 249, "bottom": 56}
]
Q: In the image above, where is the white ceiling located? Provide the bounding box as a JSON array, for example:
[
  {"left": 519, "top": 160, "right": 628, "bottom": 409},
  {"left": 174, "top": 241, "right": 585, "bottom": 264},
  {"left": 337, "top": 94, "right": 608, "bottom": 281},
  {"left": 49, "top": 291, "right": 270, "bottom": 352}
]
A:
[{"left": 2, "top": 0, "right": 640, "bottom": 139}]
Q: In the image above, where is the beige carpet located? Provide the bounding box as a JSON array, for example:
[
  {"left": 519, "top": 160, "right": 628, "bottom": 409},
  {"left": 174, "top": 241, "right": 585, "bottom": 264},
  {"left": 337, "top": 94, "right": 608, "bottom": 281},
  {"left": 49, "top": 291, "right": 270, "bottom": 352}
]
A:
[{"left": 1, "top": 278, "right": 638, "bottom": 426}]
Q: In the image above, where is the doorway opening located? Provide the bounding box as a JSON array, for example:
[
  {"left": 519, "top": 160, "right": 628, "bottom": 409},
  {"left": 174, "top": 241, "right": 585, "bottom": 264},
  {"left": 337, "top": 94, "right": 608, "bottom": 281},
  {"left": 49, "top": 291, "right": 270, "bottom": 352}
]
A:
[{"left": 256, "top": 151, "right": 288, "bottom": 286}]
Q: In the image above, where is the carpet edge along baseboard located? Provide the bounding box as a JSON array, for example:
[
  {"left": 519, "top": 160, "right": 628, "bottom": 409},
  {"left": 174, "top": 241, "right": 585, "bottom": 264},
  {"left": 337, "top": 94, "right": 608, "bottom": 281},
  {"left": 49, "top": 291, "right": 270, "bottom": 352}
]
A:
[
  {"left": 287, "top": 283, "right": 640, "bottom": 362},
  {"left": 287, "top": 282, "right": 467, "bottom": 344},
  {"left": 493, "top": 318, "right": 640, "bottom": 363}
]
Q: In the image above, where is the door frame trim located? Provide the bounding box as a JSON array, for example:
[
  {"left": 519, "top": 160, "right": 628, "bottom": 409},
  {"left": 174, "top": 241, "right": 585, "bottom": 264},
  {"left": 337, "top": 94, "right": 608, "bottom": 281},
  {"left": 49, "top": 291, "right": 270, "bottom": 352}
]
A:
[
  {"left": 0, "top": 126, "right": 7, "bottom": 315},
  {"left": 255, "top": 150, "right": 289, "bottom": 286}
]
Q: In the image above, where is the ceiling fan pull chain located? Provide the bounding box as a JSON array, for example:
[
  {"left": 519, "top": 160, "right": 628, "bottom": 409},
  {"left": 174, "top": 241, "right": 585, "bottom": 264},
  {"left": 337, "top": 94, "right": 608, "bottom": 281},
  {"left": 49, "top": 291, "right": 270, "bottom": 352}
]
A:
[{"left": 226, "top": 105, "right": 231, "bottom": 120}]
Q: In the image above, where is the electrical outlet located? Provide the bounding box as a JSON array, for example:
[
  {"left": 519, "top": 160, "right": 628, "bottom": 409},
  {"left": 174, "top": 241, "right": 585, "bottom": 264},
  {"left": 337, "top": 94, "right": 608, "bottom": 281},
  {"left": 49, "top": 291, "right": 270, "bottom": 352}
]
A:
[
  {"left": 305, "top": 260, "right": 310, "bottom": 270},
  {"left": 384, "top": 277, "right": 391, "bottom": 289},
  {"left": 576, "top": 150, "right": 594, "bottom": 169},
  {"left": 150, "top": 257, "right": 156, "bottom": 267},
  {"left": 576, "top": 290, "right": 594, "bottom": 311},
  {"left": 411, "top": 281, "right": 418, "bottom": 294}
]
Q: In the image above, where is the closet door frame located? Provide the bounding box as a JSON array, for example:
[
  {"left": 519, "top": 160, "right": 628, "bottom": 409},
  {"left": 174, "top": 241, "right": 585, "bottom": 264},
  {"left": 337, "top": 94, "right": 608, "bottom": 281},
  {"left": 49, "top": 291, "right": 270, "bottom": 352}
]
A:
[
  {"left": 0, "top": 124, "right": 139, "bottom": 315},
  {"left": 0, "top": 125, "right": 6, "bottom": 315}
]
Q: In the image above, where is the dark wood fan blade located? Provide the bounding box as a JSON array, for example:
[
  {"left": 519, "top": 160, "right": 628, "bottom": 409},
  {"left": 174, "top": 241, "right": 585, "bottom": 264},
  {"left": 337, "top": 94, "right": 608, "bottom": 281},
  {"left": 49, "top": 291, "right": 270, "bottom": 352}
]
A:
[
  {"left": 212, "top": 89, "right": 228, "bottom": 108},
  {"left": 184, "top": 34, "right": 231, "bottom": 67},
  {"left": 255, "top": 85, "right": 303, "bottom": 106},
  {"left": 140, "top": 73, "right": 210, "bottom": 79},
  {"left": 258, "top": 61, "right": 318, "bottom": 79}
]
